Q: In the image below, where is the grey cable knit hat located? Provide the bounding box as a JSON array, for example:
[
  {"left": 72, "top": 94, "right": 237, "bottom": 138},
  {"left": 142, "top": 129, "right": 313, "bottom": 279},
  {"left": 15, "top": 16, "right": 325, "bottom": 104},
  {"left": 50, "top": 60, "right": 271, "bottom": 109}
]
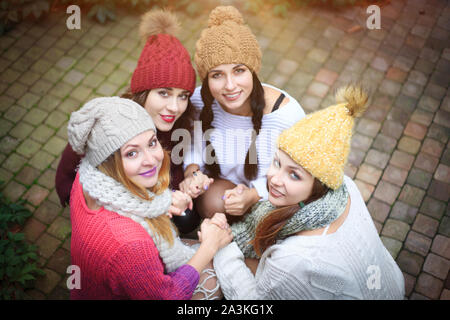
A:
[{"left": 67, "top": 97, "right": 156, "bottom": 167}]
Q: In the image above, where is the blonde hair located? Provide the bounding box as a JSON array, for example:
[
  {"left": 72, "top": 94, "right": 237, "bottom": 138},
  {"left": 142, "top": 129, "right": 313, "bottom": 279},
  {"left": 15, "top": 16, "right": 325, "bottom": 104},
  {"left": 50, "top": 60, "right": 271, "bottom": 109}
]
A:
[{"left": 98, "top": 149, "right": 175, "bottom": 245}]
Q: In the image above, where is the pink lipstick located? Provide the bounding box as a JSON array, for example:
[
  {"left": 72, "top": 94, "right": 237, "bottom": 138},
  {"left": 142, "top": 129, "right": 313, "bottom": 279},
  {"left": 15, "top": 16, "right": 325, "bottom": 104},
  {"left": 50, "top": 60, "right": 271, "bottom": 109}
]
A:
[{"left": 139, "top": 167, "right": 157, "bottom": 177}]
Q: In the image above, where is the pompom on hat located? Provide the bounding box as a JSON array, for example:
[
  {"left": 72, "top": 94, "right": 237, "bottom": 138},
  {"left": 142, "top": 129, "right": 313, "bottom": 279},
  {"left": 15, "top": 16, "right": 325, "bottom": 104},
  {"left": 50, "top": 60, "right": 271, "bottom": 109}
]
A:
[
  {"left": 67, "top": 97, "right": 156, "bottom": 168},
  {"left": 277, "top": 85, "right": 369, "bottom": 190},
  {"left": 194, "top": 6, "right": 262, "bottom": 80},
  {"left": 130, "top": 9, "right": 196, "bottom": 94}
]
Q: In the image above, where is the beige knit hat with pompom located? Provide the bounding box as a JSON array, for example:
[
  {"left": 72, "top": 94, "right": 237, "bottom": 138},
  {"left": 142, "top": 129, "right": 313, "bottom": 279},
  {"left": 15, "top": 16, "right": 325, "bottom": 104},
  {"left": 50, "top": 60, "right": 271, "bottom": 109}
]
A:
[{"left": 194, "top": 6, "right": 262, "bottom": 80}]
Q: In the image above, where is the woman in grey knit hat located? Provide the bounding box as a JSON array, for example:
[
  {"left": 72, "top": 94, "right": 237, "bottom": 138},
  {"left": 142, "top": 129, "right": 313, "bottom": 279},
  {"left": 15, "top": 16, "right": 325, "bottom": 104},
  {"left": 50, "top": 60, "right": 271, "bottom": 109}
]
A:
[{"left": 67, "top": 96, "right": 232, "bottom": 300}]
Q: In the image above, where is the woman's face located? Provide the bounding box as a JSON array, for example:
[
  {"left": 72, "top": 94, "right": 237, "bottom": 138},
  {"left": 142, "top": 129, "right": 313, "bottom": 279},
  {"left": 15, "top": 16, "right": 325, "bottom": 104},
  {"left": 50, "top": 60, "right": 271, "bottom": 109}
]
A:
[
  {"left": 120, "top": 130, "right": 164, "bottom": 189},
  {"left": 207, "top": 64, "right": 253, "bottom": 116},
  {"left": 266, "top": 149, "right": 315, "bottom": 207},
  {"left": 144, "top": 87, "right": 190, "bottom": 132}
]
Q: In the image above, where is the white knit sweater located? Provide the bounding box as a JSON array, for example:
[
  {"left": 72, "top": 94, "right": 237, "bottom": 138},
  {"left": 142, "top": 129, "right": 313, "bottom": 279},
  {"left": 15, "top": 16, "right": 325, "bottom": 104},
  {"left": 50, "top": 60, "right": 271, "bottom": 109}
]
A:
[
  {"left": 184, "top": 84, "right": 305, "bottom": 200},
  {"left": 213, "top": 176, "right": 405, "bottom": 300}
]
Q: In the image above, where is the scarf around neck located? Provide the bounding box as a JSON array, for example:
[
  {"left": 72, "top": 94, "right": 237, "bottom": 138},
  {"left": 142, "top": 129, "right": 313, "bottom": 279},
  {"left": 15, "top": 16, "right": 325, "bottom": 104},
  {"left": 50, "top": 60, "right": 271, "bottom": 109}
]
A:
[
  {"left": 78, "top": 158, "right": 195, "bottom": 273},
  {"left": 231, "top": 182, "right": 349, "bottom": 258}
]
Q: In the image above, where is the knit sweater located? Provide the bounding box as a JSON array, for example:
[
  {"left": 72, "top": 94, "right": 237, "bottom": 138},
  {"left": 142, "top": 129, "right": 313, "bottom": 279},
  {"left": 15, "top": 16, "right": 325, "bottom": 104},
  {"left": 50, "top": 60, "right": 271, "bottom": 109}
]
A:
[
  {"left": 70, "top": 174, "right": 199, "bottom": 300},
  {"left": 184, "top": 84, "right": 305, "bottom": 200},
  {"left": 56, "top": 130, "right": 184, "bottom": 207},
  {"left": 213, "top": 176, "right": 405, "bottom": 300}
]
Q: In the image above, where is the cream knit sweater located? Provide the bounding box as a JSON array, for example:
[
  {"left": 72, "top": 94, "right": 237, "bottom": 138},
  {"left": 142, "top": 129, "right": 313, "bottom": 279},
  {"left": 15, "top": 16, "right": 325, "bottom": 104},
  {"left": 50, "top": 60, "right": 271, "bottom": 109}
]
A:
[{"left": 213, "top": 176, "right": 405, "bottom": 300}]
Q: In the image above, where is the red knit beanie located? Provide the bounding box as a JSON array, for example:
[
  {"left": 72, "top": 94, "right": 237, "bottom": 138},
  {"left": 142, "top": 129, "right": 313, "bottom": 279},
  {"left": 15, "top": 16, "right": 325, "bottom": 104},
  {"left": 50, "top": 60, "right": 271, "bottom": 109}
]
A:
[{"left": 131, "top": 10, "right": 196, "bottom": 94}]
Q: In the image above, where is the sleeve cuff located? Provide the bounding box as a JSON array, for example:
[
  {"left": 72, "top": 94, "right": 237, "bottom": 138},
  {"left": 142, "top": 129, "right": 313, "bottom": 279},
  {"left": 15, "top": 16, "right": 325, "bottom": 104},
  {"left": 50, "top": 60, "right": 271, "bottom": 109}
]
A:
[{"left": 250, "top": 177, "right": 268, "bottom": 201}]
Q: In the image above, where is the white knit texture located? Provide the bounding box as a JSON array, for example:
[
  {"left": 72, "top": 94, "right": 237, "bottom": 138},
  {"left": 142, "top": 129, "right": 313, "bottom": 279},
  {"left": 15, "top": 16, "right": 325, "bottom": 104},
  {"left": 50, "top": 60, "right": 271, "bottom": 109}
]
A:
[{"left": 213, "top": 176, "right": 405, "bottom": 300}]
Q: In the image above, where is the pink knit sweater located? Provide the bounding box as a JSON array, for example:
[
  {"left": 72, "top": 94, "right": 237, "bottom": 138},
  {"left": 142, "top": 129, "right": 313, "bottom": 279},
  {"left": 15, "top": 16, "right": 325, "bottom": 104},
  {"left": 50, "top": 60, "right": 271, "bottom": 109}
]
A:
[{"left": 69, "top": 174, "right": 199, "bottom": 300}]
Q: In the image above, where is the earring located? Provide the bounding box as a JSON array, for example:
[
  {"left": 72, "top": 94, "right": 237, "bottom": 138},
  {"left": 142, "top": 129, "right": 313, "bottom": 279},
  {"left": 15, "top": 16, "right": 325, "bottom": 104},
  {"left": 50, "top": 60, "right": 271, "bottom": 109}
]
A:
[{"left": 299, "top": 201, "right": 305, "bottom": 208}]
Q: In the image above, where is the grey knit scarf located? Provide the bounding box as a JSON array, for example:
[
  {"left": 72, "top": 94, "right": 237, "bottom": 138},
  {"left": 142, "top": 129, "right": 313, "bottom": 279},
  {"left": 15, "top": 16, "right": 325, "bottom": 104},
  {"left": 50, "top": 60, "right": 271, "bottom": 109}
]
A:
[
  {"left": 78, "top": 158, "right": 195, "bottom": 273},
  {"left": 231, "top": 183, "right": 349, "bottom": 258}
]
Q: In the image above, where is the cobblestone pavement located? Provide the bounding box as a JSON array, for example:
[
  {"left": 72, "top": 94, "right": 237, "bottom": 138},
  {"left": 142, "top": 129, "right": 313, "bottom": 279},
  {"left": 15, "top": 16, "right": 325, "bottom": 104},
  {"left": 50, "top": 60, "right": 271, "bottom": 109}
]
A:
[{"left": 0, "top": 0, "right": 448, "bottom": 300}]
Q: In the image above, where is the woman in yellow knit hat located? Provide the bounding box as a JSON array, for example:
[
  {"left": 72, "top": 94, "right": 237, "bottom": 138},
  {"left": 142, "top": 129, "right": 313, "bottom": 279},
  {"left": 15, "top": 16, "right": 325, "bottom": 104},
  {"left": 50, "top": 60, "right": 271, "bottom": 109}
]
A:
[
  {"left": 179, "top": 6, "right": 306, "bottom": 220},
  {"left": 210, "top": 85, "right": 405, "bottom": 300}
]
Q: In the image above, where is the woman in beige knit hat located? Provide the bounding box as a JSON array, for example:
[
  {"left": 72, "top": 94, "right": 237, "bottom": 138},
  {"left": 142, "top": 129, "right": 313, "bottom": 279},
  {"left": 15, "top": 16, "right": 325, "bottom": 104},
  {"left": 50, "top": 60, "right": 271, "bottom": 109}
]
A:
[
  {"left": 179, "top": 6, "right": 306, "bottom": 220},
  {"left": 212, "top": 85, "right": 405, "bottom": 300}
]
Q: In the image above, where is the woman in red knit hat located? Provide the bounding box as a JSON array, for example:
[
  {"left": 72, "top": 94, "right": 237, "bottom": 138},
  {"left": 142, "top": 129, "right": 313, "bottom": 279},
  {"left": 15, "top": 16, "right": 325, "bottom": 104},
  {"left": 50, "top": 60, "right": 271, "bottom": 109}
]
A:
[{"left": 55, "top": 9, "right": 200, "bottom": 233}]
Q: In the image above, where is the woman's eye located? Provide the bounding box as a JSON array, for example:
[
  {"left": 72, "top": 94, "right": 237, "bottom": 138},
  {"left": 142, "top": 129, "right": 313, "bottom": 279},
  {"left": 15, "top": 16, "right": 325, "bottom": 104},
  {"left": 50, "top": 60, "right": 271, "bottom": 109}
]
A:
[
  {"left": 235, "top": 68, "right": 245, "bottom": 74},
  {"left": 127, "top": 151, "right": 137, "bottom": 158},
  {"left": 149, "top": 138, "right": 157, "bottom": 147},
  {"left": 179, "top": 94, "right": 189, "bottom": 100},
  {"left": 211, "top": 73, "right": 221, "bottom": 79},
  {"left": 290, "top": 172, "right": 300, "bottom": 180},
  {"left": 273, "top": 159, "right": 280, "bottom": 167},
  {"left": 158, "top": 90, "right": 169, "bottom": 97}
]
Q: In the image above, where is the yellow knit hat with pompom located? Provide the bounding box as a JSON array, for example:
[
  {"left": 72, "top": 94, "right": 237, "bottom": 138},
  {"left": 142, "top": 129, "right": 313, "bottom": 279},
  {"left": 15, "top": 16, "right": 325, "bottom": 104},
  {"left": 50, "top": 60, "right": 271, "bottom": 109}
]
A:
[
  {"left": 194, "top": 6, "right": 262, "bottom": 80},
  {"left": 277, "top": 85, "right": 369, "bottom": 190}
]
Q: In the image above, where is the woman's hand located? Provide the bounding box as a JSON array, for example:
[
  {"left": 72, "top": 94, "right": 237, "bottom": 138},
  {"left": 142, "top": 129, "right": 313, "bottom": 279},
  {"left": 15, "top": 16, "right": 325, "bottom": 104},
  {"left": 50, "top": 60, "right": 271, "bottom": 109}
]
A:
[
  {"left": 223, "top": 184, "right": 260, "bottom": 216},
  {"left": 197, "top": 217, "right": 233, "bottom": 252},
  {"left": 179, "top": 170, "right": 214, "bottom": 199},
  {"left": 167, "top": 190, "right": 192, "bottom": 218}
]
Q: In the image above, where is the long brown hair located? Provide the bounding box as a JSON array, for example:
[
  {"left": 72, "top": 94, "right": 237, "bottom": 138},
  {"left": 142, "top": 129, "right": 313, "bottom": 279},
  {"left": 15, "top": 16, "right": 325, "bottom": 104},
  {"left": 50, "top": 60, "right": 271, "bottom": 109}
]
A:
[
  {"left": 121, "top": 87, "right": 196, "bottom": 133},
  {"left": 199, "top": 71, "right": 265, "bottom": 180},
  {"left": 98, "top": 148, "right": 175, "bottom": 245},
  {"left": 250, "top": 178, "right": 330, "bottom": 257}
]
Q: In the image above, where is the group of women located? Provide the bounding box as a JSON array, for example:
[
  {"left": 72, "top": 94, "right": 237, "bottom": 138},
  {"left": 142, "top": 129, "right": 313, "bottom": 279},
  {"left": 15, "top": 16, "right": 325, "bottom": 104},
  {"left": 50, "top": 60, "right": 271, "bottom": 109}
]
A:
[{"left": 56, "top": 6, "right": 405, "bottom": 300}]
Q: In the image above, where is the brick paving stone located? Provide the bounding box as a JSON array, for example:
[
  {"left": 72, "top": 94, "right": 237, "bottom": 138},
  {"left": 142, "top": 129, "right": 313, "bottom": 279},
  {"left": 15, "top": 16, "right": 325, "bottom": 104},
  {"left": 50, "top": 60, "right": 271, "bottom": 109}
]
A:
[
  {"left": 398, "top": 184, "right": 426, "bottom": 208},
  {"left": 390, "top": 201, "right": 418, "bottom": 224},
  {"left": 379, "top": 79, "right": 402, "bottom": 97},
  {"left": 371, "top": 55, "right": 390, "bottom": 72},
  {"left": 398, "top": 136, "right": 421, "bottom": 155},
  {"left": 34, "top": 268, "right": 62, "bottom": 295},
  {"left": 434, "top": 164, "right": 450, "bottom": 183},
  {"left": 423, "top": 253, "right": 450, "bottom": 280},
  {"left": 390, "top": 150, "right": 415, "bottom": 170},
  {"left": 415, "top": 273, "right": 444, "bottom": 299},
  {"left": 15, "top": 165, "right": 40, "bottom": 186},
  {"left": 4, "top": 105, "right": 27, "bottom": 123},
  {"left": 407, "top": 167, "right": 433, "bottom": 189},
  {"left": 314, "top": 68, "right": 338, "bottom": 86},
  {"left": 307, "top": 48, "right": 329, "bottom": 63},
  {"left": 381, "top": 120, "right": 404, "bottom": 139},
  {"left": 421, "top": 138, "right": 444, "bottom": 158},
  {"left": 404, "top": 121, "right": 428, "bottom": 140},
  {"left": 439, "top": 217, "right": 450, "bottom": 238},
  {"left": 365, "top": 149, "right": 390, "bottom": 170},
  {"left": 276, "top": 59, "right": 299, "bottom": 76},
  {"left": 420, "top": 196, "right": 446, "bottom": 220},
  {"left": 22, "top": 217, "right": 46, "bottom": 242},
  {"left": 412, "top": 214, "right": 439, "bottom": 238},
  {"left": 16, "top": 139, "right": 41, "bottom": 159},
  {"left": 431, "top": 235, "right": 450, "bottom": 260},
  {"left": 351, "top": 133, "right": 373, "bottom": 152},
  {"left": 411, "top": 109, "right": 434, "bottom": 127},
  {"left": 403, "top": 272, "right": 416, "bottom": 297},
  {"left": 441, "top": 289, "right": 450, "bottom": 300},
  {"left": 23, "top": 185, "right": 49, "bottom": 207},
  {"left": 382, "top": 165, "right": 408, "bottom": 187},
  {"left": 29, "top": 150, "right": 55, "bottom": 171},
  {"left": 35, "top": 200, "right": 61, "bottom": 224},
  {"left": 47, "top": 216, "right": 71, "bottom": 241},
  {"left": 2, "top": 152, "right": 27, "bottom": 173},
  {"left": 382, "top": 219, "right": 410, "bottom": 241},
  {"left": 31, "top": 125, "right": 55, "bottom": 144},
  {"left": 386, "top": 67, "right": 408, "bottom": 83},
  {"left": 405, "top": 231, "right": 432, "bottom": 257},
  {"left": 46, "top": 248, "right": 71, "bottom": 275},
  {"left": 356, "top": 118, "right": 381, "bottom": 138},
  {"left": 367, "top": 198, "right": 391, "bottom": 223},
  {"left": 428, "top": 180, "right": 450, "bottom": 202},
  {"left": 396, "top": 250, "right": 424, "bottom": 276},
  {"left": 374, "top": 180, "right": 401, "bottom": 205},
  {"left": 45, "top": 110, "right": 67, "bottom": 129},
  {"left": 35, "top": 233, "right": 61, "bottom": 259},
  {"left": 373, "top": 134, "right": 397, "bottom": 154},
  {"left": 418, "top": 95, "right": 440, "bottom": 112},
  {"left": 306, "top": 81, "right": 329, "bottom": 98},
  {"left": 356, "top": 163, "right": 382, "bottom": 186},
  {"left": 381, "top": 236, "right": 403, "bottom": 259},
  {"left": 415, "top": 153, "right": 439, "bottom": 173},
  {"left": 353, "top": 179, "right": 375, "bottom": 202}
]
